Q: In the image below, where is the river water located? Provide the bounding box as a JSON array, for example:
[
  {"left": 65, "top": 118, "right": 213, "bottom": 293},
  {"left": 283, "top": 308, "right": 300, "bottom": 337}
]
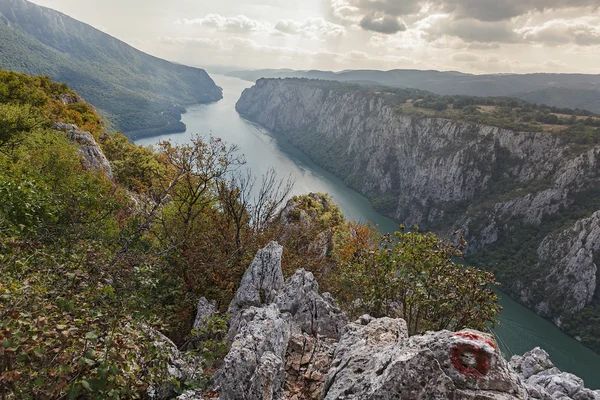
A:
[{"left": 136, "top": 74, "right": 600, "bottom": 388}]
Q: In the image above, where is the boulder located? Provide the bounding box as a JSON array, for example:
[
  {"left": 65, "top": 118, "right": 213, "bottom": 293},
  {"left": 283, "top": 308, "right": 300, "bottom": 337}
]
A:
[
  {"left": 510, "top": 347, "right": 555, "bottom": 379},
  {"left": 513, "top": 349, "right": 600, "bottom": 400},
  {"left": 322, "top": 317, "right": 526, "bottom": 399}
]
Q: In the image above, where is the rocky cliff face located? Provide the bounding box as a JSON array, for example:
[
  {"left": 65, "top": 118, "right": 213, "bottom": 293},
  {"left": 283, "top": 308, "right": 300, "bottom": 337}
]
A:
[
  {"left": 169, "top": 242, "right": 600, "bottom": 400},
  {"left": 236, "top": 78, "right": 600, "bottom": 348}
]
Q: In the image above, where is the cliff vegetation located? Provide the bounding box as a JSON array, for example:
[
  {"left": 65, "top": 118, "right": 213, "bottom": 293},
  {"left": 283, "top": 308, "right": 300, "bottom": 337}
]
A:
[{"left": 0, "top": 71, "right": 500, "bottom": 398}]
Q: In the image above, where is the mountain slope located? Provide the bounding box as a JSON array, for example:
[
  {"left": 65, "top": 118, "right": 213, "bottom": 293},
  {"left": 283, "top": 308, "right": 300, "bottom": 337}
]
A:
[
  {"left": 0, "top": 0, "right": 222, "bottom": 138},
  {"left": 236, "top": 78, "right": 600, "bottom": 353},
  {"left": 227, "top": 68, "right": 600, "bottom": 114}
]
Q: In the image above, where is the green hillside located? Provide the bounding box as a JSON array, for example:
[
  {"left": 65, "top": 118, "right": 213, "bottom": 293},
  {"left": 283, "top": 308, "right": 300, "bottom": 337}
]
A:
[{"left": 0, "top": 0, "right": 222, "bottom": 139}]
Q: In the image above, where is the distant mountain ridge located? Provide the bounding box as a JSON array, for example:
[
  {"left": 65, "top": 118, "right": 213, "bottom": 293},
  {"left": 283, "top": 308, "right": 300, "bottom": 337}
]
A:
[
  {"left": 0, "top": 0, "right": 222, "bottom": 138},
  {"left": 227, "top": 68, "right": 600, "bottom": 114}
]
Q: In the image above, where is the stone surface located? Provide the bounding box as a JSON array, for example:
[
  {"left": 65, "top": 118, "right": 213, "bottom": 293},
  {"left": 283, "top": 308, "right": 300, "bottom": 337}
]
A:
[
  {"left": 193, "top": 297, "right": 217, "bottom": 331},
  {"left": 274, "top": 269, "right": 348, "bottom": 340},
  {"left": 284, "top": 333, "right": 337, "bottom": 400},
  {"left": 512, "top": 348, "right": 600, "bottom": 400},
  {"left": 322, "top": 317, "right": 525, "bottom": 399},
  {"left": 53, "top": 122, "right": 114, "bottom": 180},
  {"left": 228, "top": 241, "right": 284, "bottom": 337},
  {"left": 216, "top": 305, "right": 290, "bottom": 400},
  {"left": 510, "top": 347, "right": 555, "bottom": 380}
]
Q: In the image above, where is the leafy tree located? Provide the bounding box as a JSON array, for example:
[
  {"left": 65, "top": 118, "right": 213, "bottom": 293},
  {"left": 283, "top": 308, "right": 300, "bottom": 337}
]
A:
[{"left": 331, "top": 226, "right": 501, "bottom": 335}]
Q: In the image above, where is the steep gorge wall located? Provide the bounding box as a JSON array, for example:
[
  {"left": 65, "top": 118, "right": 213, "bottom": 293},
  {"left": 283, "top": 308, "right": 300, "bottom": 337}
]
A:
[{"left": 236, "top": 78, "right": 600, "bottom": 349}]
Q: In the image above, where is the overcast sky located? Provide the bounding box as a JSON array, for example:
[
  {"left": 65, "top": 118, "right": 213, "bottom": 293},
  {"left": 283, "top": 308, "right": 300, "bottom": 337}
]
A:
[{"left": 29, "top": 0, "right": 600, "bottom": 74}]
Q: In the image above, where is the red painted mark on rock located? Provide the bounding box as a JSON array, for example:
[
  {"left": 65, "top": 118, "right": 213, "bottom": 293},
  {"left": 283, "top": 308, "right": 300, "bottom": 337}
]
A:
[{"left": 451, "top": 332, "right": 496, "bottom": 378}]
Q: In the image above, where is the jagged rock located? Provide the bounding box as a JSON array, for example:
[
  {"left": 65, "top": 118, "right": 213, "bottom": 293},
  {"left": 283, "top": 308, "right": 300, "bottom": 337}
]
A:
[
  {"left": 193, "top": 297, "right": 217, "bottom": 330},
  {"left": 274, "top": 269, "right": 348, "bottom": 340},
  {"left": 512, "top": 348, "right": 600, "bottom": 400},
  {"left": 248, "top": 352, "right": 286, "bottom": 400},
  {"left": 284, "top": 333, "right": 337, "bottom": 400},
  {"left": 216, "top": 304, "right": 290, "bottom": 400},
  {"left": 228, "top": 241, "right": 284, "bottom": 337},
  {"left": 510, "top": 347, "right": 555, "bottom": 379},
  {"left": 53, "top": 122, "right": 114, "bottom": 180},
  {"left": 322, "top": 317, "right": 525, "bottom": 399},
  {"left": 146, "top": 328, "right": 203, "bottom": 400}
]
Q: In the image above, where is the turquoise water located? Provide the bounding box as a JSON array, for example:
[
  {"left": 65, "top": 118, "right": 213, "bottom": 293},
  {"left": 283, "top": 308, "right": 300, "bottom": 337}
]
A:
[{"left": 136, "top": 74, "right": 600, "bottom": 388}]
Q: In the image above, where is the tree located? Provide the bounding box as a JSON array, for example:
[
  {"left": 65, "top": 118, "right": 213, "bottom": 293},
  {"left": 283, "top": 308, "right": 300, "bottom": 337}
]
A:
[
  {"left": 0, "top": 103, "right": 41, "bottom": 153},
  {"left": 331, "top": 226, "right": 501, "bottom": 335}
]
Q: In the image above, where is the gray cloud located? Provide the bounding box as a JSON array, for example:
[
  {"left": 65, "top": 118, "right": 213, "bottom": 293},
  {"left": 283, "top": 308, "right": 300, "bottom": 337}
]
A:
[
  {"left": 354, "top": 0, "right": 421, "bottom": 16},
  {"left": 360, "top": 12, "right": 406, "bottom": 34},
  {"left": 424, "top": 17, "right": 520, "bottom": 43},
  {"left": 452, "top": 52, "right": 480, "bottom": 62},
  {"left": 430, "top": 0, "right": 599, "bottom": 22}
]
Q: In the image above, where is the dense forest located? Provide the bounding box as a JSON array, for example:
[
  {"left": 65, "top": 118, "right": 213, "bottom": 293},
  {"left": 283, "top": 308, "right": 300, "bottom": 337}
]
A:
[{"left": 0, "top": 71, "right": 501, "bottom": 398}]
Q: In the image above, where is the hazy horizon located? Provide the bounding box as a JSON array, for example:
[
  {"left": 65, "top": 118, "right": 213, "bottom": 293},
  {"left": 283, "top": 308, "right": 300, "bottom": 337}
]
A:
[{"left": 28, "top": 0, "right": 600, "bottom": 75}]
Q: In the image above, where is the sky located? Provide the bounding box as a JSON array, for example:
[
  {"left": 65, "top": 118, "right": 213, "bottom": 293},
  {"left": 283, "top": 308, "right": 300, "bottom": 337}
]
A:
[{"left": 29, "top": 0, "right": 600, "bottom": 74}]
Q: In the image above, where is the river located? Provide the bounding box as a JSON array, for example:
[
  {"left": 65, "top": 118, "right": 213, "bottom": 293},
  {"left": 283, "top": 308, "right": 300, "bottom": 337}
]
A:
[{"left": 136, "top": 74, "right": 600, "bottom": 388}]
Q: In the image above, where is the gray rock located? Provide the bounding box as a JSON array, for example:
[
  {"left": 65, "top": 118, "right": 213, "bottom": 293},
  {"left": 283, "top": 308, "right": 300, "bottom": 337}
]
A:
[
  {"left": 510, "top": 347, "right": 555, "bottom": 379},
  {"left": 53, "top": 122, "right": 114, "bottom": 180},
  {"left": 216, "top": 305, "right": 291, "bottom": 400},
  {"left": 284, "top": 333, "right": 337, "bottom": 400},
  {"left": 228, "top": 241, "right": 284, "bottom": 337},
  {"left": 248, "top": 352, "right": 286, "bottom": 400},
  {"left": 274, "top": 269, "right": 348, "bottom": 340},
  {"left": 193, "top": 297, "right": 217, "bottom": 331},
  {"left": 511, "top": 348, "right": 600, "bottom": 400},
  {"left": 322, "top": 317, "right": 525, "bottom": 399}
]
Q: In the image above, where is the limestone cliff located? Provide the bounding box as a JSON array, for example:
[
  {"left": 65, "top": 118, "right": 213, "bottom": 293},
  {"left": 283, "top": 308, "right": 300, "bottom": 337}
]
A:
[{"left": 235, "top": 78, "right": 600, "bottom": 350}]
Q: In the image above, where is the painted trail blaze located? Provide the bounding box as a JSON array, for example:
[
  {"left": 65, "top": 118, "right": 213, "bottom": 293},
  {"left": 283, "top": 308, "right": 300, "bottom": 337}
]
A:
[{"left": 451, "top": 332, "right": 496, "bottom": 378}]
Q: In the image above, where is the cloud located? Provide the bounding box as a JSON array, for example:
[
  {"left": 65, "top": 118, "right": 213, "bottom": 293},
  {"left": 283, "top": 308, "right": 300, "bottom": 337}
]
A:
[
  {"left": 429, "top": 0, "right": 599, "bottom": 22},
  {"left": 177, "top": 14, "right": 268, "bottom": 33},
  {"left": 452, "top": 52, "right": 480, "bottom": 62},
  {"left": 360, "top": 12, "right": 406, "bottom": 34},
  {"left": 274, "top": 18, "right": 346, "bottom": 39},
  {"left": 518, "top": 19, "right": 600, "bottom": 46},
  {"left": 422, "top": 15, "right": 519, "bottom": 43}
]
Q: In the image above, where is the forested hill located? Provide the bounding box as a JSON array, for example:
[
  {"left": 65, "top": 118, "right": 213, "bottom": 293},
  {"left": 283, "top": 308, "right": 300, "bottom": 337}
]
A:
[
  {"left": 227, "top": 68, "right": 600, "bottom": 114},
  {"left": 0, "top": 0, "right": 222, "bottom": 139}
]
